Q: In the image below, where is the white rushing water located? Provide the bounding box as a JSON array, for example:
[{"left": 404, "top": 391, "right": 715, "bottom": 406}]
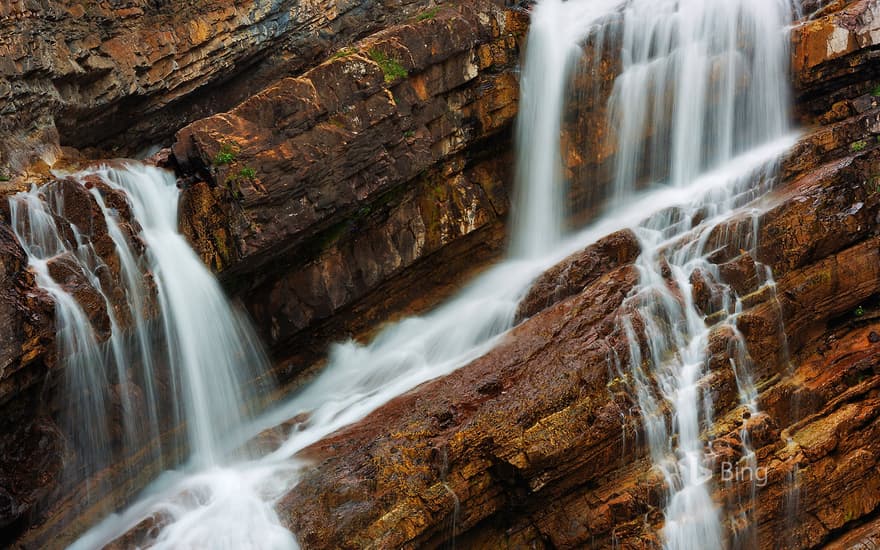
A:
[
  {"left": 605, "top": 0, "right": 794, "bottom": 547},
  {"left": 609, "top": 0, "right": 792, "bottom": 198},
  {"left": 9, "top": 164, "right": 270, "bottom": 487},
  {"left": 510, "top": 0, "right": 624, "bottom": 257},
  {"left": 69, "top": 0, "right": 798, "bottom": 547}
]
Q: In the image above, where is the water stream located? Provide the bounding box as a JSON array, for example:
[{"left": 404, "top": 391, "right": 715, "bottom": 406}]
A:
[
  {"left": 9, "top": 165, "right": 271, "bottom": 492},
  {"left": 24, "top": 0, "right": 801, "bottom": 547},
  {"left": 605, "top": 0, "right": 794, "bottom": 547}
]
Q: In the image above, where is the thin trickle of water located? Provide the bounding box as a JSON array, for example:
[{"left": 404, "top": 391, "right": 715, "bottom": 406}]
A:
[
  {"left": 442, "top": 482, "right": 461, "bottom": 550},
  {"left": 785, "top": 450, "right": 801, "bottom": 546}
]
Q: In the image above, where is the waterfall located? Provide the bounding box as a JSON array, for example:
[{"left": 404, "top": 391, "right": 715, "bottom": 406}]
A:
[
  {"left": 9, "top": 163, "right": 271, "bottom": 491},
  {"left": 71, "top": 0, "right": 799, "bottom": 547},
  {"left": 510, "top": 0, "right": 624, "bottom": 257},
  {"left": 608, "top": 0, "right": 791, "bottom": 197},
  {"left": 605, "top": 1, "right": 794, "bottom": 547}
]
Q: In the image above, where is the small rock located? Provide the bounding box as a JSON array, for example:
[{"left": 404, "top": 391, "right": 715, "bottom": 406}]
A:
[
  {"left": 476, "top": 377, "right": 502, "bottom": 396},
  {"left": 868, "top": 331, "right": 880, "bottom": 344}
]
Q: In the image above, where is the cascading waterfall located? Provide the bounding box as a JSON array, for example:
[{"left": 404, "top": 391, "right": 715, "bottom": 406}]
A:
[
  {"left": 609, "top": 0, "right": 792, "bottom": 197},
  {"left": 9, "top": 163, "right": 271, "bottom": 492},
  {"left": 73, "top": 2, "right": 624, "bottom": 547},
  {"left": 604, "top": 0, "right": 795, "bottom": 547},
  {"left": 71, "top": 0, "right": 800, "bottom": 548},
  {"left": 10, "top": 187, "right": 120, "bottom": 479},
  {"left": 99, "top": 165, "right": 271, "bottom": 466}
]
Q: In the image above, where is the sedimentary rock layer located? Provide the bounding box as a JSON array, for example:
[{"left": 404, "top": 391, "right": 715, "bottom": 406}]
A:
[
  {"left": 266, "top": 4, "right": 880, "bottom": 546},
  {"left": 0, "top": 0, "right": 445, "bottom": 168},
  {"left": 171, "top": 1, "right": 526, "bottom": 381},
  {"left": 272, "top": 101, "right": 880, "bottom": 550}
]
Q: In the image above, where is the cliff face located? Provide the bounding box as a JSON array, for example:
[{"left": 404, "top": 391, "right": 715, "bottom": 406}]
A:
[
  {"left": 0, "top": 0, "right": 451, "bottom": 170},
  {"left": 0, "top": 0, "right": 527, "bottom": 545}
]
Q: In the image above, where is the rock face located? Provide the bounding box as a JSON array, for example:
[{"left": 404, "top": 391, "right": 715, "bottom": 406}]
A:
[
  {"left": 171, "top": 1, "right": 526, "bottom": 382},
  {"left": 0, "top": 0, "right": 526, "bottom": 545},
  {"left": 262, "top": 4, "right": 880, "bottom": 549},
  {"left": 0, "top": 0, "right": 455, "bottom": 170},
  {"left": 0, "top": 225, "right": 58, "bottom": 540},
  {"left": 273, "top": 101, "right": 880, "bottom": 550},
  {"left": 793, "top": 0, "right": 880, "bottom": 121},
  {"left": 0, "top": 0, "right": 879, "bottom": 549},
  {"left": 0, "top": 174, "right": 172, "bottom": 545}
]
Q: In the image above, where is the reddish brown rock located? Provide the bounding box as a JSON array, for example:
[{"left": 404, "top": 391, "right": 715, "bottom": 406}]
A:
[
  {"left": 0, "top": 0, "right": 452, "bottom": 170},
  {"left": 259, "top": 57, "right": 880, "bottom": 547},
  {"left": 0, "top": 224, "right": 60, "bottom": 537},
  {"left": 792, "top": 0, "right": 880, "bottom": 122},
  {"left": 171, "top": 1, "right": 527, "bottom": 383},
  {"left": 277, "top": 265, "right": 640, "bottom": 549},
  {"left": 516, "top": 229, "right": 641, "bottom": 321}
]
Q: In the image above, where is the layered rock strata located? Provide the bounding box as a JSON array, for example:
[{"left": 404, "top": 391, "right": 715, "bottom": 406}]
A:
[
  {"left": 171, "top": 1, "right": 526, "bottom": 382},
  {"left": 272, "top": 94, "right": 880, "bottom": 550},
  {"left": 3, "top": 0, "right": 880, "bottom": 548},
  {"left": 261, "top": 4, "right": 880, "bottom": 548},
  {"left": 0, "top": 1, "right": 527, "bottom": 545},
  {"left": 0, "top": 0, "right": 455, "bottom": 169}
]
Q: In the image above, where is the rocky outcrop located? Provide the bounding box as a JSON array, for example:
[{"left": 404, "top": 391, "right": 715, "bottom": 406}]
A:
[
  {"left": 516, "top": 229, "right": 641, "bottom": 321},
  {"left": 793, "top": 0, "right": 880, "bottom": 121},
  {"left": 0, "top": 225, "right": 57, "bottom": 540},
  {"left": 0, "top": 0, "right": 452, "bottom": 170},
  {"left": 171, "top": 1, "right": 526, "bottom": 382},
  {"left": 0, "top": 1, "right": 526, "bottom": 545}
]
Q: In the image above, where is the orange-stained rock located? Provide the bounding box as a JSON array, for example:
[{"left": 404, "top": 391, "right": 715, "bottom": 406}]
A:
[
  {"left": 0, "top": 0, "right": 452, "bottom": 170},
  {"left": 792, "top": 0, "right": 880, "bottom": 121}
]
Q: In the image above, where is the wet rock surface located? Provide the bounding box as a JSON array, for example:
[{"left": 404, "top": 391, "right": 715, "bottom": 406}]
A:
[
  {"left": 0, "top": 175, "right": 172, "bottom": 546},
  {"left": 268, "top": 127, "right": 880, "bottom": 550},
  {"left": 2, "top": 0, "right": 880, "bottom": 548},
  {"left": 264, "top": 5, "right": 880, "bottom": 548},
  {"left": 0, "top": 1, "right": 526, "bottom": 545},
  {"left": 516, "top": 229, "right": 641, "bottom": 321},
  {"left": 0, "top": 225, "right": 58, "bottom": 539}
]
